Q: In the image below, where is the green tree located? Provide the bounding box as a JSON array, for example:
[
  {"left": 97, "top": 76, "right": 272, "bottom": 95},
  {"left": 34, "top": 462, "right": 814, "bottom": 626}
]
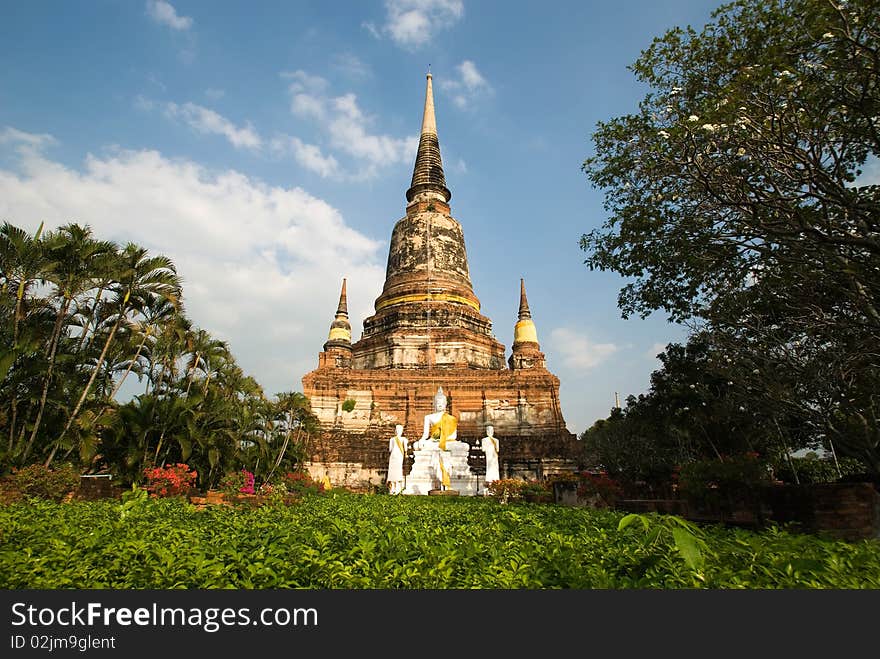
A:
[
  {"left": 25, "top": 224, "right": 117, "bottom": 457},
  {"left": 1, "top": 219, "right": 320, "bottom": 489},
  {"left": 581, "top": 0, "right": 879, "bottom": 472},
  {"left": 0, "top": 221, "right": 50, "bottom": 456},
  {"left": 261, "top": 391, "right": 318, "bottom": 483},
  {"left": 49, "top": 243, "right": 181, "bottom": 466}
]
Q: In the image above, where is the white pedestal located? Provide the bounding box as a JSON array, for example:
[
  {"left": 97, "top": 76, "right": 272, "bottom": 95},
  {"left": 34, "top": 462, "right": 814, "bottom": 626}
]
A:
[{"left": 403, "top": 440, "right": 479, "bottom": 496}]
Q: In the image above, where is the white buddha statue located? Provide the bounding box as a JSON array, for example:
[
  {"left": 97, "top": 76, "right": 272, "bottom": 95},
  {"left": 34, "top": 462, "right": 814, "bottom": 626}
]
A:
[
  {"left": 416, "top": 386, "right": 458, "bottom": 451},
  {"left": 480, "top": 425, "right": 500, "bottom": 487}
]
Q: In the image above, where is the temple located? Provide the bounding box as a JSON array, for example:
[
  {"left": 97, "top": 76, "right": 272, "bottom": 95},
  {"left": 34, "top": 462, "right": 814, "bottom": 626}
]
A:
[{"left": 301, "top": 73, "right": 578, "bottom": 489}]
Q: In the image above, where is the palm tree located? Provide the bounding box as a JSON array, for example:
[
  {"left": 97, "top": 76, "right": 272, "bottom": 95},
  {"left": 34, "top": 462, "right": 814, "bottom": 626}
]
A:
[
  {"left": 109, "top": 296, "right": 179, "bottom": 401},
  {"left": 23, "top": 224, "right": 117, "bottom": 461},
  {"left": 1, "top": 298, "right": 56, "bottom": 463},
  {"left": 263, "top": 391, "right": 318, "bottom": 483},
  {"left": 184, "top": 328, "right": 228, "bottom": 397},
  {"left": 72, "top": 248, "right": 122, "bottom": 356},
  {"left": 48, "top": 243, "right": 181, "bottom": 466},
  {"left": 0, "top": 221, "right": 52, "bottom": 456},
  {"left": 0, "top": 221, "right": 50, "bottom": 347},
  {"left": 147, "top": 313, "right": 191, "bottom": 397}
]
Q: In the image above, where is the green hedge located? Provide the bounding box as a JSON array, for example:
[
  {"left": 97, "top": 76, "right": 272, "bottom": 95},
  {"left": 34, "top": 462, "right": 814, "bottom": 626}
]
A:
[{"left": 1, "top": 493, "right": 878, "bottom": 588}]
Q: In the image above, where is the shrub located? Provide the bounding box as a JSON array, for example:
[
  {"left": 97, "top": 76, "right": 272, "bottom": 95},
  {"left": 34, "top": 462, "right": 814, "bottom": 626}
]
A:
[
  {"left": 7, "top": 463, "right": 80, "bottom": 502},
  {"left": 773, "top": 455, "right": 866, "bottom": 485},
  {"left": 3, "top": 495, "right": 880, "bottom": 588},
  {"left": 486, "top": 478, "right": 552, "bottom": 503},
  {"left": 258, "top": 481, "right": 287, "bottom": 496},
  {"left": 283, "top": 470, "right": 323, "bottom": 495},
  {"left": 143, "top": 463, "right": 197, "bottom": 498},
  {"left": 486, "top": 478, "right": 525, "bottom": 503},
  {"left": 548, "top": 472, "right": 580, "bottom": 485},
  {"left": 261, "top": 480, "right": 293, "bottom": 503},
  {"left": 576, "top": 471, "right": 622, "bottom": 508},
  {"left": 219, "top": 469, "right": 255, "bottom": 495},
  {"left": 677, "top": 453, "right": 772, "bottom": 513},
  {"left": 520, "top": 479, "right": 553, "bottom": 503}
]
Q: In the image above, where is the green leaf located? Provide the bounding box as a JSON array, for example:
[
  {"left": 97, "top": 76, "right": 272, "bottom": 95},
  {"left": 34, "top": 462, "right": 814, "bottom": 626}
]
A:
[
  {"left": 789, "top": 559, "right": 825, "bottom": 574},
  {"left": 672, "top": 527, "right": 703, "bottom": 571},
  {"left": 0, "top": 349, "right": 18, "bottom": 381},
  {"left": 617, "top": 513, "right": 647, "bottom": 531}
]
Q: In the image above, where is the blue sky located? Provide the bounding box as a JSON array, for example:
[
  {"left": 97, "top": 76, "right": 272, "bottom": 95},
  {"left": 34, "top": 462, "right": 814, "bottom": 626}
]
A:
[{"left": 0, "top": 0, "right": 725, "bottom": 434}]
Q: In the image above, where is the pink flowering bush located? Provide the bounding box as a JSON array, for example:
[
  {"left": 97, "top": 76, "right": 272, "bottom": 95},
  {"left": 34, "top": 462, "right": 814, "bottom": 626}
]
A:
[
  {"left": 220, "top": 469, "right": 256, "bottom": 495},
  {"left": 143, "top": 463, "right": 197, "bottom": 498}
]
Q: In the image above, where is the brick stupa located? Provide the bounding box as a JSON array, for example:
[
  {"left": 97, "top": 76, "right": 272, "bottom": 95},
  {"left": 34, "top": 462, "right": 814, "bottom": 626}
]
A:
[{"left": 301, "top": 73, "right": 578, "bottom": 489}]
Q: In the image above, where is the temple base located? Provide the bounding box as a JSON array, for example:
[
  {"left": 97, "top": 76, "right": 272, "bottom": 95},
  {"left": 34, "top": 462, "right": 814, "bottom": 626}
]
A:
[
  {"left": 402, "top": 440, "right": 479, "bottom": 496},
  {"left": 428, "top": 489, "right": 459, "bottom": 496}
]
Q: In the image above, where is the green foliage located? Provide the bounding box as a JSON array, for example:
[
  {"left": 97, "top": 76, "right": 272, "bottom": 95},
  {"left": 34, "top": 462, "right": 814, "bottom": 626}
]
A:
[
  {"left": 341, "top": 398, "right": 356, "bottom": 413},
  {"left": 773, "top": 455, "right": 867, "bottom": 485},
  {"left": 580, "top": 0, "right": 880, "bottom": 475},
  {"left": 117, "top": 483, "right": 149, "bottom": 520},
  {"left": 519, "top": 480, "right": 552, "bottom": 503},
  {"left": 582, "top": 0, "right": 880, "bottom": 324},
  {"left": 6, "top": 463, "right": 80, "bottom": 502},
  {"left": 677, "top": 453, "right": 772, "bottom": 513},
  {"left": 486, "top": 479, "right": 526, "bottom": 503},
  {"left": 219, "top": 469, "right": 256, "bottom": 496},
  {"left": 0, "top": 220, "right": 319, "bottom": 489},
  {"left": 1, "top": 495, "right": 878, "bottom": 589},
  {"left": 618, "top": 513, "right": 709, "bottom": 575},
  {"left": 282, "top": 470, "right": 323, "bottom": 496},
  {"left": 575, "top": 471, "right": 622, "bottom": 508},
  {"left": 579, "top": 405, "right": 685, "bottom": 498}
]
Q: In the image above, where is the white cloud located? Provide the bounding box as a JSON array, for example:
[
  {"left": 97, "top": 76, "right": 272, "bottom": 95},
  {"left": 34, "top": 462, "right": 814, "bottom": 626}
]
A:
[
  {"left": 332, "top": 53, "right": 371, "bottom": 80},
  {"left": 284, "top": 70, "right": 330, "bottom": 96},
  {"left": 0, "top": 126, "right": 57, "bottom": 151},
  {"left": 271, "top": 135, "right": 340, "bottom": 178},
  {"left": 0, "top": 130, "right": 386, "bottom": 397},
  {"left": 458, "top": 60, "right": 487, "bottom": 90},
  {"left": 381, "top": 0, "right": 464, "bottom": 49},
  {"left": 282, "top": 70, "right": 418, "bottom": 180},
  {"left": 549, "top": 327, "right": 619, "bottom": 370},
  {"left": 362, "top": 21, "right": 382, "bottom": 40},
  {"left": 439, "top": 60, "right": 492, "bottom": 110},
  {"left": 329, "top": 93, "right": 415, "bottom": 166},
  {"left": 147, "top": 73, "right": 167, "bottom": 92},
  {"left": 646, "top": 342, "right": 667, "bottom": 360},
  {"left": 164, "top": 102, "right": 262, "bottom": 150},
  {"left": 146, "top": 0, "right": 192, "bottom": 31},
  {"left": 283, "top": 70, "right": 330, "bottom": 120},
  {"left": 134, "top": 95, "right": 156, "bottom": 112}
]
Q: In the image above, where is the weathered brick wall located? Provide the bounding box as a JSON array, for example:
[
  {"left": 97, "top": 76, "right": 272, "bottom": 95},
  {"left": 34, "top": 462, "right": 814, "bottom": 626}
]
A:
[
  {"left": 77, "top": 475, "right": 116, "bottom": 500},
  {"left": 303, "top": 428, "right": 581, "bottom": 489},
  {"left": 762, "top": 482, "right": 880, "bottom": 541},
  {"left": 302, "top": 365, "right": 568, "bottom": 438},
  {"left": 617, "top": 483, "right": 880, "bottom": 541}
]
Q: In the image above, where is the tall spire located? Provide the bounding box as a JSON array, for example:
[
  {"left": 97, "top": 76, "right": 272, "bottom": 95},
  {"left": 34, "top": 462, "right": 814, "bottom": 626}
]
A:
[
  {"left": 517, "top": 278, "right": 532, "bottom": 320},
  {"left": 354, "top": 73, "right": 505, "bottom": 371},
  {"left": 324, "top": 278, "right": 352, "bottom": 351},
  {"left": 513, "top": 279, "right": 538, "bottom": 345},
  {"left": 509, "top": 278, "right": 545, "bottom": 370},
  {"left": 406, "top": 71, "right": 451, "bottom": 204},
  {"left": 336, "top": 278, "right": 348, "bottom": 316}
]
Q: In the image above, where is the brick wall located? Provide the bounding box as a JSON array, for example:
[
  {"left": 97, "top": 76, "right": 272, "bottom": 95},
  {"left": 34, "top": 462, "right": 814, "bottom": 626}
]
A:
[
  {"left": 762, "top": 482, "right": 880, "bottom": 541},
  {"left": 304, "top": 429, "right": 581, "bottom": 489},
  {"left": 617, "top": 482, "right": 880, "bottom": 542}
]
